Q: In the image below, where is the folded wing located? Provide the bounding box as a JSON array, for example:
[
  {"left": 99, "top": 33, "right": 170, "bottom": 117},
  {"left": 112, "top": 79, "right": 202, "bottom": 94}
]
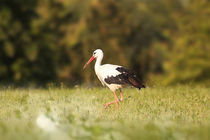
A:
[{"left": 104, "top": 66, "right": 145, "bottom": 90}]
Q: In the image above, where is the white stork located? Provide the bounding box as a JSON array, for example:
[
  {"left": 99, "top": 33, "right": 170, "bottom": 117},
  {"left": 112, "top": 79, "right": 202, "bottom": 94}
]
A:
[{"left": 83, "top": 49, "right": 145, "bottom": 109}]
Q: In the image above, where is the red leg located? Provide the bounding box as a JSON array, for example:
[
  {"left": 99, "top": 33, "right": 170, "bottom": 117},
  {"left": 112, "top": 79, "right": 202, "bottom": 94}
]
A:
[
  {"left": 104, "top": 91, "right": 119, "bottom": 109},
  {"left": 120, "top": 89, "right": 124, "bottom": 101},
  {"left": 113, "top": 91, "right": 119, "bottom": 109},
  {"left": 104, "top": 101, "right": 116, "bottom": 109}
]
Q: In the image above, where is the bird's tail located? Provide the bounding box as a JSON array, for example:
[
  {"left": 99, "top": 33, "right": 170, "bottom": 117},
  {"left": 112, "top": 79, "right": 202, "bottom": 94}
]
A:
[
  {"left": 138, "top": 84, "right": 145, "bottom": 90},
  {"left": 128, "top": 77, "right": 145, "bottom": 90}
]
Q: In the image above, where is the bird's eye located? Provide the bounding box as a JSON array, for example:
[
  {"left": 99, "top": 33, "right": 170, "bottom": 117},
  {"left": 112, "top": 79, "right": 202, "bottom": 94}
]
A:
[{"left": 93, "top": 52, "right": 96, "bottom": 55}]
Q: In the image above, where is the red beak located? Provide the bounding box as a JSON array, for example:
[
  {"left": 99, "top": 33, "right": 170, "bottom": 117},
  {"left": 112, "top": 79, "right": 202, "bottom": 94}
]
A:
[{"left": 83, "top": 56, "right": 95, "bottom": 69}]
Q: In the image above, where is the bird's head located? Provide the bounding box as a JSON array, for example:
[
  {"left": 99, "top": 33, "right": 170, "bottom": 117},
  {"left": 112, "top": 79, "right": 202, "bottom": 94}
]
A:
[{"left": 83, "top": 49, "right": 103, "bottom": 69}]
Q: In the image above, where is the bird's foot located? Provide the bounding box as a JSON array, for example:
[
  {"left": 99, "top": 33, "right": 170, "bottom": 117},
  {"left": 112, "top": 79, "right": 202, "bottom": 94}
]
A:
[
  {"left": 104, "top": 99, "right": 119, "bottom": 109},
  {"left": 104, "top": 104, "right": 109, "bottom": 109},
  {"left": 120, "top": 97, "right": 124, "bottom": 102},
  {"left": 104, "top": 102, "right": 114, "bottom": 109}
]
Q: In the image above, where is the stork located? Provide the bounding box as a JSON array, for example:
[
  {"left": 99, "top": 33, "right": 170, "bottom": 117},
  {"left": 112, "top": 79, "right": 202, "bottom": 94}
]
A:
[{"left": 83, "top": 49, "right": 145, "bottom": 109}]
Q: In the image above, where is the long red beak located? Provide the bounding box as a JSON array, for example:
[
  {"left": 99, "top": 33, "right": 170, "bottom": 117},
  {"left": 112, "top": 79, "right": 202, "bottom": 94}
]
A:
[{"left": 83, "top": 56, "right": 95, "bottom": 69}]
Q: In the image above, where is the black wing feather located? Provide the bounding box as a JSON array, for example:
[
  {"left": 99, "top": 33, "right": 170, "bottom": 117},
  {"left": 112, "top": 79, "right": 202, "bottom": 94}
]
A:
[{"left": 104, "top": 67, "right": 145, "bottom": 90}]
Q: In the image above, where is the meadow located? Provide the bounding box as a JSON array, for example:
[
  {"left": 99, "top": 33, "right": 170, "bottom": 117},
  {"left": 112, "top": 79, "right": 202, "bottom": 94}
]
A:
[{"left": 0, "top": 85, "right": 209, "bottom": 140}]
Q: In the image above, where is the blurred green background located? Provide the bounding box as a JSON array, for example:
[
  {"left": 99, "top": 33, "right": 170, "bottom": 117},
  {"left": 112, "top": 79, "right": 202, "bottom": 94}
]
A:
[{"left": 0, "top": 0, "right": 209, "bottom": 86}]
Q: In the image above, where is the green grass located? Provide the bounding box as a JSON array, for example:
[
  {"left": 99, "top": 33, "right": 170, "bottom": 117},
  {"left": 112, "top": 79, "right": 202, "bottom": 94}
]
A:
[{"left": 0, "top": 85, "right": 209, "bottom": 140}]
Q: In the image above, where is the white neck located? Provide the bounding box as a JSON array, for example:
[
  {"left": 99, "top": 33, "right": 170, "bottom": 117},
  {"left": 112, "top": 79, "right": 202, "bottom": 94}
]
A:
[{"left": 94, "top": 54, "right": 103, "bottom": 72}]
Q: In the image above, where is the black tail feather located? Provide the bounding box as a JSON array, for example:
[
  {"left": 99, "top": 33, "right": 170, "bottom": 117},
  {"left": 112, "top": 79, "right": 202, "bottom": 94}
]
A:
[
  {"left": 128, "top": 77, "right": 145, "bottom": 90},
  {"left": 138, "top": 84, "right": 145, "bottom": 90},
  {"left": 114, "top": 67, "right": 146, "bottom": 90}
]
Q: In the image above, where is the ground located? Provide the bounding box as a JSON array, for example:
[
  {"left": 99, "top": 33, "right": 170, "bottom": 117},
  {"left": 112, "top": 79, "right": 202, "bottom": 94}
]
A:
[{"left": 0, "top": 85, "right": 209, "bottom": 140}]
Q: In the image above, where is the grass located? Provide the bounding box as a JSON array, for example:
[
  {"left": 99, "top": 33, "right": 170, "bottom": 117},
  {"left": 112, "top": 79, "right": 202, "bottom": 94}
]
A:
[{"left": 0, "top": 85, "right": 209, "bottom": 140}]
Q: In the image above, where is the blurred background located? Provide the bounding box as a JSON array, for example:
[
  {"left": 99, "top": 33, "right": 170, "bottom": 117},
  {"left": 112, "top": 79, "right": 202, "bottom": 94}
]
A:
[{"left": 0, "top": 0, "right": 209, "bottom": 87}]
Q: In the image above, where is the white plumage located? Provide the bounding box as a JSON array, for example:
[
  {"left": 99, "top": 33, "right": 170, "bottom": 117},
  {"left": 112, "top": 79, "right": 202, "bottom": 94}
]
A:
[
  {"left": 83, "top": 49, "right": 145, "bottom": 109},
  {"left": 96, "top": 64, "right": 122, "bottom": 91}
]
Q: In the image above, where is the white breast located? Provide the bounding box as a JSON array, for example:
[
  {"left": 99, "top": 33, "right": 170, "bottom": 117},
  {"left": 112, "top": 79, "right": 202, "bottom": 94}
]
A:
[
  {"left": 98, "top": 64, "right": 121, "bottom": 78},
  {"left": 95, "top": 64, "right": 123, "bottom": 91}
]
